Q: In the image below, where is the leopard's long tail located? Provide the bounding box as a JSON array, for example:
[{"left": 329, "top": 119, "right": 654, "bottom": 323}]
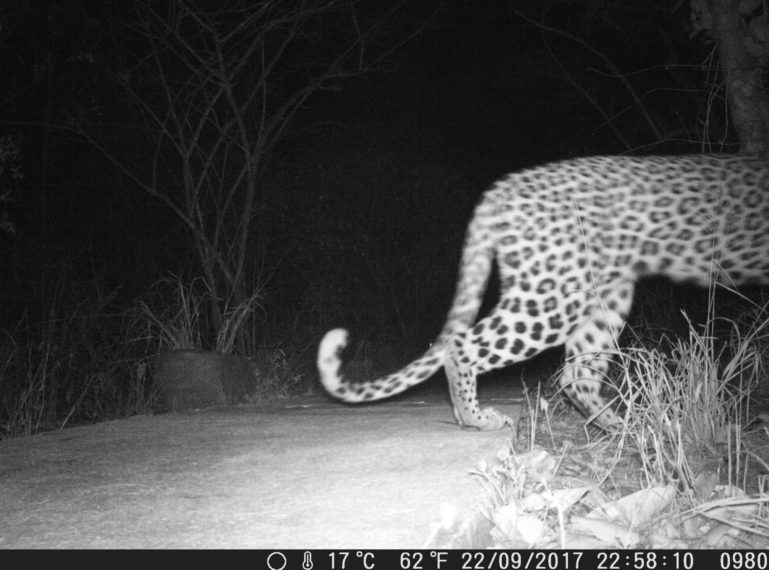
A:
[{"left": 317, "top": 195, "right": 497, "bottom": 402}]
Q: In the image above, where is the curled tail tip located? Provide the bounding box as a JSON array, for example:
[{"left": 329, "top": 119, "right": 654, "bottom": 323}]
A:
[
  {"left": 323, "top": 328, "right": 349, "bottom": 346},
  {"left": 317, "top": 328, "right": 350, "bottom": 389}
]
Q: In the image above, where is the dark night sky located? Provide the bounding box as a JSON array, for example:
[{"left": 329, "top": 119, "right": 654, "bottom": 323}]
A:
[
  {"left": 0, "top": 1, "right": 727, "bottom": 333},
  {"left": 310, "top": 1, "right": 709, "bottom": 176}
]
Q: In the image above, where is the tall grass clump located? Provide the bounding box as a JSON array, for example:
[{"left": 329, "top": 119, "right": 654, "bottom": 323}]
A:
[
  {"left": 614, "top": 304, "right": 768, "bottom": 496},
  {"left": 132, "top": 274, "right": 264, "bottom": 355},
  {"left": 0, "top": 276, "right": 156, "bottom": 439},
  {"left": 132, "top": 274, "right": 310, "bottom": 400}
]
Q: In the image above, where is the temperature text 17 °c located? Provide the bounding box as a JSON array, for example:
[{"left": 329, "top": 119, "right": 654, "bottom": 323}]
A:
[{"left": 328, "top": 551, "right": 376, "bottom": 570}]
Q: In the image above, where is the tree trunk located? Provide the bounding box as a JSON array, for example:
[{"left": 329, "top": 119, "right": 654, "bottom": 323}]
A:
[{"left": 706, "top": 0, "right": 769, "bottom": 154}]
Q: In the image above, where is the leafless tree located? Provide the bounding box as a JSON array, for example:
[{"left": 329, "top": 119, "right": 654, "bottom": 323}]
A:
[{"left": 74, "top": 0, "right": 423, "bottom": 349}]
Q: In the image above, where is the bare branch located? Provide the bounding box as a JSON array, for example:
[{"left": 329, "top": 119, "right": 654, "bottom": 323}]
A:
[
  {"left": 514, "top": 8, "right": 663, "bottom": 149},
  {"left": 70, "top": 0, "right": 426, "bottom": 346}
]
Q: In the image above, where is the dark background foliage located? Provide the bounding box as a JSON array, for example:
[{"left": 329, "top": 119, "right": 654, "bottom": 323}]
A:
[{"left": 0, "top": 0, "right": 759, "bottom": 435}]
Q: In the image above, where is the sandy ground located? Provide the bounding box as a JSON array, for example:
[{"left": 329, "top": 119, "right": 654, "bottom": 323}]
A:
[{"left": 0, "top": 387, "right": 523, "bottom": 548}]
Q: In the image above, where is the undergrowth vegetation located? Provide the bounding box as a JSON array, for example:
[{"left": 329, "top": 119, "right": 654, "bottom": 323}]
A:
[
  {"left": 0, "top": 277, "right": 154, "bottom": 438},
  {"left": 470, "top": 298, "right": 769, "bottom": 549},
  {"left": 0, "top": 143, "right": 468, "bottom": 440},
  {"left": 0, "top": 273, "right": 311, "bottom": 439},
  {"left": 617, "top": 312, "right": 766, "bottom": 494}
]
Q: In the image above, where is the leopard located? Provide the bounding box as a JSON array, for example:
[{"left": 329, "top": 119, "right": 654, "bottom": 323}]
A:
[{"left": 317, "top": 154, "right": 769, "bottom": 431}]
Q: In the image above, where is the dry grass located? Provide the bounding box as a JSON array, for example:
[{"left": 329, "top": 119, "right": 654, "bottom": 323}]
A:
[
  {"left": 133, "top": 274, "right": 264, "bottom": 354},
  {"left": 0, "top": 280, "right": 157, "bottom": 438},
  {"left": 474, "top": 303, "right": 769, "bottom": 548}
]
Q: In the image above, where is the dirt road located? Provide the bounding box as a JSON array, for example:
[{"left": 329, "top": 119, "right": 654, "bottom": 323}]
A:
[{"left": 0, "top": 389, "right": 522, "bottom": 548}]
